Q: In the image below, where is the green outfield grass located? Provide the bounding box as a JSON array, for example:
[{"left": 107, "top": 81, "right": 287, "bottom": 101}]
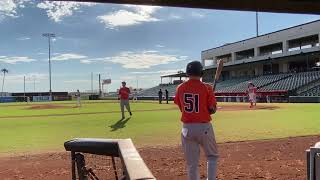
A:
[{"left": 0, "top": 101, "right": 319, "bottom": 155}]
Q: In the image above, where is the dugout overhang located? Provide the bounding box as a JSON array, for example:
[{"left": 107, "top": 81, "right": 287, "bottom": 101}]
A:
[
  {"left": 204, "top": 49, "right": 320, "bottom": 71},
  {"left": 160, "top": 72, "right": 188, "bottom": 84},
  {"left": 57, "top": 0, "right": 320, "bottom": 15}
]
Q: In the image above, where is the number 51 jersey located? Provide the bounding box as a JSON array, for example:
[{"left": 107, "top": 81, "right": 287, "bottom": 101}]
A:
[{"left": 174, "top": 79, "right": 217, "bottom": 123}]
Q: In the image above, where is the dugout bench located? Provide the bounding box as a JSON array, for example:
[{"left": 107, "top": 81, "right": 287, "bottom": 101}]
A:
[
  {"left": 306, "top": 142, "right": 320, "bottom": 180},
  {"left": 64, "top": 138, "right": 155, "bottom": 180}
]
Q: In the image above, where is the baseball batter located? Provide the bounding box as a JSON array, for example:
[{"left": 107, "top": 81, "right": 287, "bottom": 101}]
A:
[
  {"left": 174, "top": 61, "right": 218, "bottom": 180},
  {"left": 247, "top": 82, "right": 257, "bottom": 108},
  {"left": 75, "top": 89, "right": 81, "bottom": 107},
  {"left": 118, "top": 81, "right": 132, "bottom": 119}
]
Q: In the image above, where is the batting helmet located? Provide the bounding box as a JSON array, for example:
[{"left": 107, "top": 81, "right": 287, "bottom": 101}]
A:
[{"left": 186, "top": 61, "right": 203, "bottom": 77}]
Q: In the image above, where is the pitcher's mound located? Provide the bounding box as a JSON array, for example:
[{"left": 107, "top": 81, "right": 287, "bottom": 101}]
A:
[
  {"left": 27, "top": 104, "right": 77, "bottom": 110},
  {"left": 218, "top": 104, "right": 279, "bottom": 111}
]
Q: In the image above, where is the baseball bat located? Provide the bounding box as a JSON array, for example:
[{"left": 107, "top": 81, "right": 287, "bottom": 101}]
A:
[{"left": 212, "top": 59, "right": 224, "bottom": 91}]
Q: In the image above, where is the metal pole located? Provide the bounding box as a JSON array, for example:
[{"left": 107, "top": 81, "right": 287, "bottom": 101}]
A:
[
  {"left": 256, "top": 11, "right": 259, "bottom": 37},
  {"left": 91, "top": 72, "right": 93, "bottom": 94},
  {"left": 48, "top": 36, "right": 52, "bottom": 99},
  {"left": 24, "top": 76, "right": 26, "bottom": 100},
  {"left": 136, "top": 76, "right": 138, "bottom": 89},
  {"left": 307, "top": 55, "right": 309, "bottom": 71},
  {"left": 33, "top": 77, "right": 36, "bottom": 92},
  {"left": 43, "top": 33, "right": 55, "bottom": 99},
  {"left": 1, "top": 72, "right": 5, "bottom": 97},
  {"left": 98, "top": 74, "right": 101, "bottom": 97}
]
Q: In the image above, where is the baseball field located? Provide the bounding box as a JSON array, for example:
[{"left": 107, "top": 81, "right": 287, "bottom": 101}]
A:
[{"left": 0, "top": 100, "right": 319, "bottom": 179}]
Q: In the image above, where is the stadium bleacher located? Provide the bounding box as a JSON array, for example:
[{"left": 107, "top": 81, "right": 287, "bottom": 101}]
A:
[
  {"left": 137, "top": 84, "right": 179, "bottom": 97},
  {"left": 216, "top": 74, "right": 290, "bottom": 93},
  {"left": 260, "top": 71, "right": 320, "bottom": 92},
  {"left": 136, "top": 71, "right": 320, "bottom": 98},
  {"left": 298, "top": 84, "right": 320, "bottom": 96}
]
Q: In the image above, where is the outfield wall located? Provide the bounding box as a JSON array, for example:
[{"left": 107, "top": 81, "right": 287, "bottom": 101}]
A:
[{"left": 289, "top": 96, "right": 320, "bottom": 103}]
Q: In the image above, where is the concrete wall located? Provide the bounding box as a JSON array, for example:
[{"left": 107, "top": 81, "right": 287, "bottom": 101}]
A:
[{"left": 202, "top": 20, "right": 320, "bottom": 69}]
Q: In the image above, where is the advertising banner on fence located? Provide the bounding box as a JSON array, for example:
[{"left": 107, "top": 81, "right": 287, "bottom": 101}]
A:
[
  {"left": 33, "top": 96, "right": 52, "bottom": 102},
  {"left": 0, "top": 97, "right": 15, "bottom": 103}
]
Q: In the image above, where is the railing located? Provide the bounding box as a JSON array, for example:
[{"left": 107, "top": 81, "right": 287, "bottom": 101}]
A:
[{"left": 64, "top": 138, "right": 155, "bottom": 180}]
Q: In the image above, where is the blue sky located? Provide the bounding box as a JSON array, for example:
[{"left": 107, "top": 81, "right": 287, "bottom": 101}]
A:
[{"left": 0, "top": 1, "right": 319, "bottom": 93}]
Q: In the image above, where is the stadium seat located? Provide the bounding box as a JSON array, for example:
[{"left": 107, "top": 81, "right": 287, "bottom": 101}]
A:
[{"left": 135, "top": 71, "right": 320, "bottom": 97}]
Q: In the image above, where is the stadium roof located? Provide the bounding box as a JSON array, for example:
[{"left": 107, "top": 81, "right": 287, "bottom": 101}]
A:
[
  {"left": 202, "top": 19, "right": 320, "bottom": 52},
  {"left": 161, "top": 72, "right": 187, "bottom": 78},
  {"left": 62, "top": 0, "right": 320, "bottom": 14}
]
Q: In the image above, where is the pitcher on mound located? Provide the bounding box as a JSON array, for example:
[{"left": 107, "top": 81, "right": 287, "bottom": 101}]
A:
[{"left": 247, "top": 82, "right": 257, "bottom": 108}]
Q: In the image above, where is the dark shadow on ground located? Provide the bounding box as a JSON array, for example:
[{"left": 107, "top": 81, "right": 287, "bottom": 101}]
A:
[{"left": 109, "top": 117, "right": 131, "bottom": 131}]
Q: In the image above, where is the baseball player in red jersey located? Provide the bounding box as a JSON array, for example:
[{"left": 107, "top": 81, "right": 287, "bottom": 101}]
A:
[
  {"left": 174, "top": 61, "right": 218, "bottom": 180},
  {"left": 247, "top": 82, "right": 257, "bottom": 108},
  {"left": 118, "top": 81, "right": 132, "bottom": 119}
]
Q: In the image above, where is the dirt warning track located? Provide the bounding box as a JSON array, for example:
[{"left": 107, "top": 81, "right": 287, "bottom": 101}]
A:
[{"left": 0, "top": 135, "right": 317, "bottom": 180}]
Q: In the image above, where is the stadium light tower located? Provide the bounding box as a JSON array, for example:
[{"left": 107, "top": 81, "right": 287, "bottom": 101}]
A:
[
  {"left": 256, "top": 11, "right": 259, "bottom": 37},
  {"left": 42, "top": 33, "right": 55, "bottom": 99}
]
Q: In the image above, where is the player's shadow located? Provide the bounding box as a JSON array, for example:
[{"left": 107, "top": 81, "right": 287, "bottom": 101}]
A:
[{"left": 109, "top": 117, "right": 131, "bottom": 131}]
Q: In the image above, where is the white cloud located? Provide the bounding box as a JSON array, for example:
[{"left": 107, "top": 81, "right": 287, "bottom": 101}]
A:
[
  {"left": 0, "top": 55, "right": 35, "bottom": 64},
  {"left": 168, "top": 14, "right": 182, "bottom": 20},
  {"left": 80, "top": 59, "right": 92, "bottom": 64},
  {"left": 36, "top": 1, "right": 95, "bottom": 22},
  {"left": 3, "top": 73, "right": 47, "bottom": 84},
  {"left": 191, "top": 12, "right": 205, "bottom": 18},
  {"left": 0, "top": 0, "right": 17, "bottom": 19},
  {"left": 64, "top": 80, "right": 90, "bottom": 83},
  {"left": 156, "top": 44, "right": 165, "bottom": 48},
  {"left": 0, "top": 0, "right": 29, "bottom": 20},
  {"left": 97, "top": 5, "right": 161, "bottom": 29},
  {"left": 17, "top": 37, "right": 30, "bottom": 40},
  {"left": 106, "top": 51, "right": 187, "bottom": 69},
  {"left": 47, "top": 51, "right": 187, "bottom": 69},
  {"left": 52, "top": 53, "right": 87, "bottom": 61},
  {"left": 124, "top": 5, "right": 160, "bottom": 15}
]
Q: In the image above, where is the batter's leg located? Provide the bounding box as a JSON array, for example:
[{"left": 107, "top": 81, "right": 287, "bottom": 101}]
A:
[
  {"left": 201, "top": 125, "right": 218, "bottom": 180},
  {"left": 182, "top": 129, "right": 200, "bottom": 180}
]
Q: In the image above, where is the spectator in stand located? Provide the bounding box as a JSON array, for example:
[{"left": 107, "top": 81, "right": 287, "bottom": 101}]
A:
[
  {"left": 158, "top": 89, "right": 163, "bottom": 104},
  {"left": 165, "top": 89, "right": 169, "bottom": 104}
]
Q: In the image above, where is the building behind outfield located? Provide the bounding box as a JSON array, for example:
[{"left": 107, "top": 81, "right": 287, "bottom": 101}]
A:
[
  {"left": 137, "top": 20, "right": 320, "bottom": 103},
  {"left": 201, "top": 20, "right": 320, "bottom": 81}
]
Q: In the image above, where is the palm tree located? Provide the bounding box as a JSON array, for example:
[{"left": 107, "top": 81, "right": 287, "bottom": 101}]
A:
[{"left": 1, "top": 68, "right": 8, "bottom": 96}]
